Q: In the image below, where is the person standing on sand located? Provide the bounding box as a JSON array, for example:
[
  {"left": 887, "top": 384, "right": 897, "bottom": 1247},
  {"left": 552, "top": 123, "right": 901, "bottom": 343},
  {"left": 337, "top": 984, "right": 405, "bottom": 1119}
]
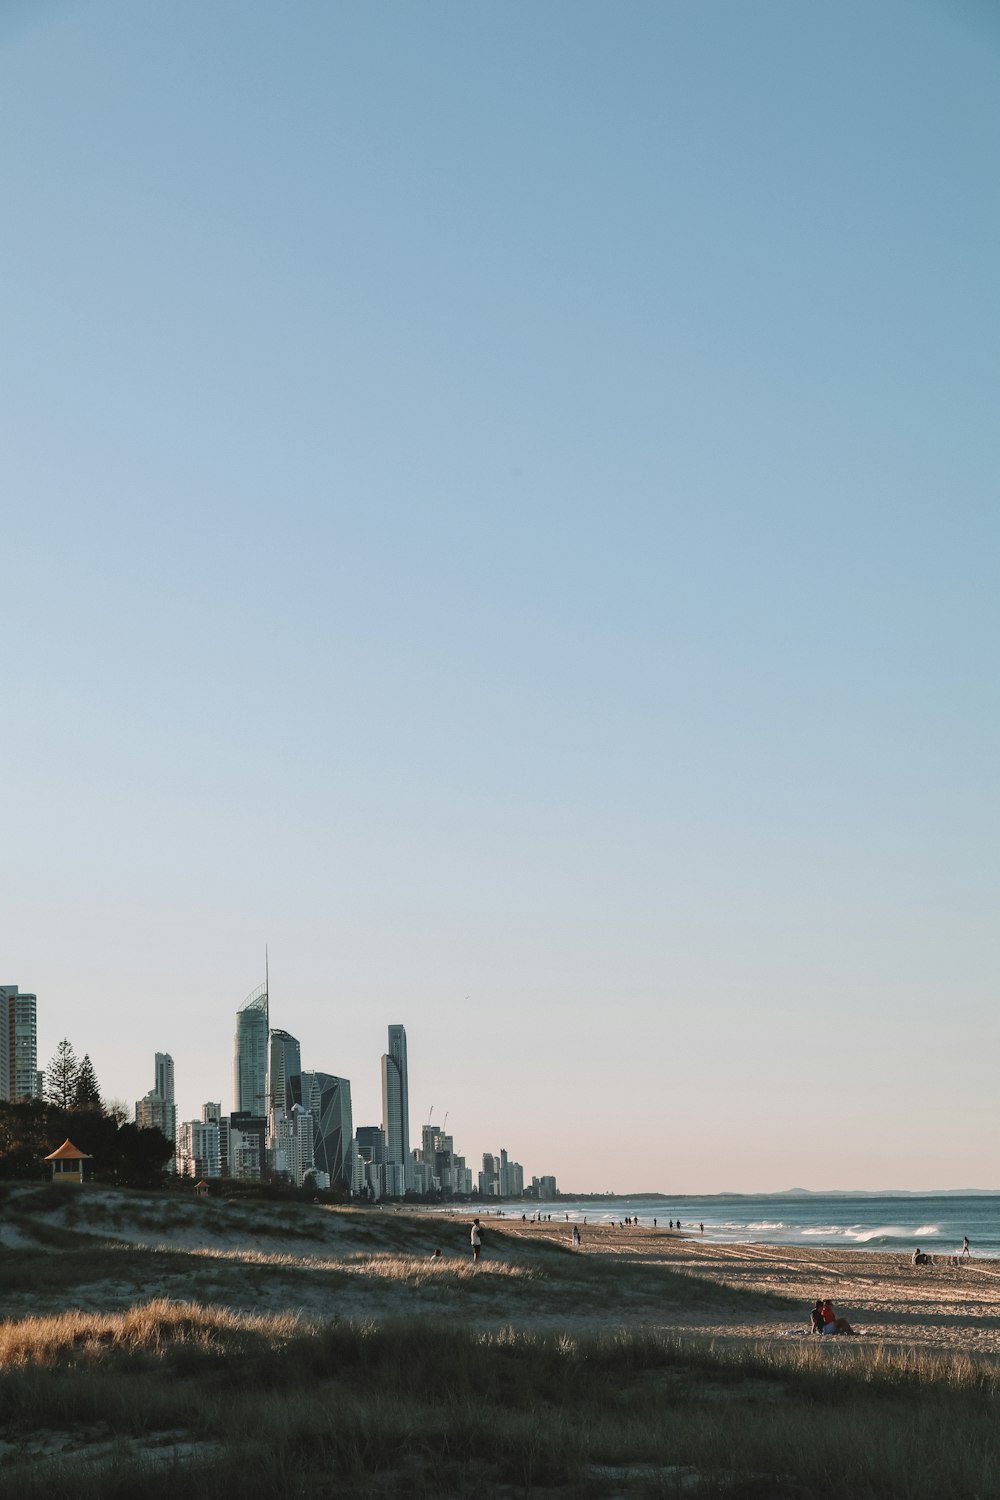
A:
[
  {"left": 962, "top": 1236, "right": 971, "bottom": 1258},
  {"left": 470, "top": 1218, "right": 482, "bottom": 1262}
]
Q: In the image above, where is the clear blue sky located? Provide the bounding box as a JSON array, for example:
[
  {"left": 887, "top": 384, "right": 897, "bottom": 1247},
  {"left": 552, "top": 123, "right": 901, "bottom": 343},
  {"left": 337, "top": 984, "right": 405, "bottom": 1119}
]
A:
[{"left": 3, "top": 1, "right": 997, "bottom": 1191}]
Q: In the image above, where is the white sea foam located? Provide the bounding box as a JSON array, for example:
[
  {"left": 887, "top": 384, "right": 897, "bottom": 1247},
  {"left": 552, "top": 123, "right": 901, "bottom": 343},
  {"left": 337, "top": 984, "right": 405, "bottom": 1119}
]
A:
[
  {"left": 844, "top": 1224, "right": 941, "bottom": 1243},
  {"left": 746, "top": 1221, "right": 786, "bottom": 1231}
]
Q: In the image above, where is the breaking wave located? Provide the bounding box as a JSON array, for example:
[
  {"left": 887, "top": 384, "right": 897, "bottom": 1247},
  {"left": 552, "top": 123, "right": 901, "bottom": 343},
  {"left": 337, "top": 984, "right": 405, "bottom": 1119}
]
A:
[{"left": 845, "top": 1224, "right": 941, "bottom": 1243}]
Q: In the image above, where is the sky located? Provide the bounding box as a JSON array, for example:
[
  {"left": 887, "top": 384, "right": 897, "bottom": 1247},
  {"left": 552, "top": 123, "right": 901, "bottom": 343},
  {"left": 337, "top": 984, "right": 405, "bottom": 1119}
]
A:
[{"left": 2, "top": 1, "right": 998, "bottom": 1193}]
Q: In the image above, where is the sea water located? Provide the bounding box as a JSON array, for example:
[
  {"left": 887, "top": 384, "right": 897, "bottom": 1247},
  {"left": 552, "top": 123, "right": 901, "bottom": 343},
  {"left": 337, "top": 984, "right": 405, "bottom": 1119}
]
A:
[{"left": 496, "top": 1194, "right": 1000, "bottom": 1257}]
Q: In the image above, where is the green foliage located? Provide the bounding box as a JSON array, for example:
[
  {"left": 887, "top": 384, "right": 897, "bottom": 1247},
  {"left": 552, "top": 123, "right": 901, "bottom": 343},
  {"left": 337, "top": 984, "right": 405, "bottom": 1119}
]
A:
[
  {"left": 0, "top": 1101, "right": 172, "bottom": 1186},
  {"left": 73, "top": 1053, "right": 103, "bottom": 1111},
  {"left": 44, "top": 1038, "right": 79, "bottom": 1111}
]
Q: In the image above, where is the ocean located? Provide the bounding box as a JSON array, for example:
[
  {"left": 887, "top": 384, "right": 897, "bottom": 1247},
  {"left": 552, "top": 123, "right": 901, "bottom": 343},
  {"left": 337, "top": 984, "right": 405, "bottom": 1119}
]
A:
[{"left": 484, "top": 1194, "right": 1000, "bottom": 1257}]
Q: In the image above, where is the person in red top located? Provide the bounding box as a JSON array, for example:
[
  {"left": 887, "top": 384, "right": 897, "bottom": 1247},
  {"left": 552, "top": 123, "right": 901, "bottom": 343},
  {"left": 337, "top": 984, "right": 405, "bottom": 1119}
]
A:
[{"left": 820, "top": 1299, "right": 857, "bottom": 1335}]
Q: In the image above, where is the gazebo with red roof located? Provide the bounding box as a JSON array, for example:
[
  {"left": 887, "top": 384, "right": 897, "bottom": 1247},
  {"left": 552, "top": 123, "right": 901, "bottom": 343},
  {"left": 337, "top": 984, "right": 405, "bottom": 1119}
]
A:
[{"left": 44, "top": 1139, "right": 92, "bottom": 1187}]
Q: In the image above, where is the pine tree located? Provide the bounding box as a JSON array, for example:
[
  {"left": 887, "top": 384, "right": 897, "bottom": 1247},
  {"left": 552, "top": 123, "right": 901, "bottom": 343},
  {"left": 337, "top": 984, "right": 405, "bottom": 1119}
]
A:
[
  {"left": 73, "top": 1054, "right": 103, "bottom": 1111},
  {"left": 45, "top": 1039, "right": 80, "bottom": 1111}
]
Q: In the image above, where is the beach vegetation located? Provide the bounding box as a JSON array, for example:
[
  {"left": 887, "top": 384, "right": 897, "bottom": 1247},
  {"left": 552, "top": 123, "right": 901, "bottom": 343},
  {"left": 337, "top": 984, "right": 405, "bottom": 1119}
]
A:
[
  {"left": 4, "top": 1187, "right": 1000, "bottom": 1497},
  {"left": 4, "top": 1308, "right": 1000, "bottom": 1497}
]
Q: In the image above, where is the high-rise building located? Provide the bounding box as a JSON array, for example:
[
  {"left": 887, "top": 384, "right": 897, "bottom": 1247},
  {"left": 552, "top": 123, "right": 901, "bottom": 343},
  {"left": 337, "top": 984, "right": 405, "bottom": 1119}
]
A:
[
  {"left": 380, "top": 1024, "right": 409, "bottom": 1182},
  {"left": 229, "top": 1110, "right": 267, "bottom": 1179},
  {"left": 290, "top": 1071, "right": 353, "bottom": 1192},
  {"left": 135, "top": 1091, "right": 174, "bottom": 1138},
  {"left": 143, "top": 1051, "right": 177, "bottom": 1171},
  {"left": 1, "top": 986, "right": 39, "bottom": 1102},
  {"left": 233, "top": 983, "right": 268, "bottom": 1114},
  {"left": 202, "top": 1103, "right": 229, "bottom": 1175},
  {"left": 355, "top": 1125, "right": 388, "bottom": 1165},
  {"left": 177, "top": 1119, "right": 221, "bottom": 1178},
  {"left": 268, "top": 1029, "right": 301, "bottom": 1119},
  {"left": 272, "top": 1104, "right": 315, "bottom": 1187},
  {"left": 479, "top": 1148, "right": 524, "bottom": 1198},
  {"left": 532, "top": 1175, "right": 558, "bottom": 1199},
  {"left": 155, "top": 1053, "right": 174, "bottom": 1105}
]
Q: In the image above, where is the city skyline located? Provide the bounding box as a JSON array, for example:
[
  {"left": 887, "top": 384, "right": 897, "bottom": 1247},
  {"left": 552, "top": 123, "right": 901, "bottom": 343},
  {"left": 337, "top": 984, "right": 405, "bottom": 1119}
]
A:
[{"left": 4, "top": 3, "right": 997, "bottom": 1193}]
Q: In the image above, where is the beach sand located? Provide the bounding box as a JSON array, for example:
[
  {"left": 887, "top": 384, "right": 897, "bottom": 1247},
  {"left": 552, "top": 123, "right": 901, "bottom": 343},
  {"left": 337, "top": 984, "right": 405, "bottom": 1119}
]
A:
[
  {"left": 489, "top": 1217, "right": 1000, "bottom": 1352},
  {"left": 4, "top": 1191, "right": 1000, "bottom": 1354}
]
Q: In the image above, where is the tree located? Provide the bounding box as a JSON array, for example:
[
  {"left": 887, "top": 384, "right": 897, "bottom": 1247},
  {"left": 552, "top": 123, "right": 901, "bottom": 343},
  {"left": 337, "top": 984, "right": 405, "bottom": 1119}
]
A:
[
  {"left": 45, "top": 1039, "right": 80, "bottom": 1111},
  {"left": 73, "top": 1053, "right": 103, "bottom": 1111}
]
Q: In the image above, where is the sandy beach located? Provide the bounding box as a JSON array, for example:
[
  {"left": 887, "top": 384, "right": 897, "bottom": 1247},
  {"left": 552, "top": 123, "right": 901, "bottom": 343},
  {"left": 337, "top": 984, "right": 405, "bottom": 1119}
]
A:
[
  {"left": 4, "top": 1189, "right": 999, "bottom": 1355},
  {"left": 484, "top": 1217, "right": 1000, "bottom": 1351}
]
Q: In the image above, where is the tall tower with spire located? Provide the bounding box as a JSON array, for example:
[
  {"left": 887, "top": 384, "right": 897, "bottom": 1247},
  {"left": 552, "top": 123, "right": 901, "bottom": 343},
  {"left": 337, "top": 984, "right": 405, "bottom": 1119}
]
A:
[{"left": 233, "top": 981, "right": 269, "bottom": 1114}]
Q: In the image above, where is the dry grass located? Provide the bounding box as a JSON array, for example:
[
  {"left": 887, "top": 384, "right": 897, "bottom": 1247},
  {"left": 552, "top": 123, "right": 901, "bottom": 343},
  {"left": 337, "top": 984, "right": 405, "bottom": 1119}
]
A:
[
  {"left": 4, "top": 1309, "right": 1000, "bottom": 1497},
  {"left": 0, "top": 1300, "right": 309, "bottom": 1369}
]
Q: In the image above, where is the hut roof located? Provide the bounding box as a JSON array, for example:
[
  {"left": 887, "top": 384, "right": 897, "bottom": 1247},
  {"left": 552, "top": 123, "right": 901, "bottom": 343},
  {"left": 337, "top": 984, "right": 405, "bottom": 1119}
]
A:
[
  {"left": 194, "top": 1179, "right": 210, "bottom": 1189},
  {"left": 44, "top": 1139, "right": 93, "bottom": 1161}
]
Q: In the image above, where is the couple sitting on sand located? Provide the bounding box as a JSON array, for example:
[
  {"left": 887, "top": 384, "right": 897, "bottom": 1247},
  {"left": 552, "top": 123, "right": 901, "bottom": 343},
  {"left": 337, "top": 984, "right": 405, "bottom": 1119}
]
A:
[{"left": 810, "top": 1299, "right": 857, "bottom": 1336}]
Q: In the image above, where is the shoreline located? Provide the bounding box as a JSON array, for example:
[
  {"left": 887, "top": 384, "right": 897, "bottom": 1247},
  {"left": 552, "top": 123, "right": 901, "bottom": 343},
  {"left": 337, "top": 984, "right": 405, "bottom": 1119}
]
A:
[
  {"left": 488, "top": 1217, "right": 1000, "bottom": 1352},
  {"left": 425, "top": 1204, "right": 987, "bottom": 1260}
]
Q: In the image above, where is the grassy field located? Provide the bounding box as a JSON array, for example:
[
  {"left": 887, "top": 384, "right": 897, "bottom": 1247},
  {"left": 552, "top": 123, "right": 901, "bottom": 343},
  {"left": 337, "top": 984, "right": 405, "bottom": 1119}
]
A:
[{"left": 3, "top": 1187, "right": 1000, "bottom": 1498}]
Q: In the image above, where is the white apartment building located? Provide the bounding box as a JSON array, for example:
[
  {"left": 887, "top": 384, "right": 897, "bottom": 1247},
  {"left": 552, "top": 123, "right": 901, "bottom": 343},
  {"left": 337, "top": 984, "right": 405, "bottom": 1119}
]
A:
[
  {"left": 177, "top": 1119, "right": 221, "bottom": 1179},
  {"left": 270, "top": 1105, "right": 316, "bottom": 1187}
]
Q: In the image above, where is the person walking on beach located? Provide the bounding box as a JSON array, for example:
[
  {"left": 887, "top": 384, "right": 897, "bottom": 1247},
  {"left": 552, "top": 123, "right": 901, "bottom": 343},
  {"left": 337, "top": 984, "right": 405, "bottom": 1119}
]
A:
[
  {"left": 470, "top": 1218, "right": 482, "bottom": 1262},
  {"left": 962, "top": 1236, "right": 971, "bottom": 1259}
]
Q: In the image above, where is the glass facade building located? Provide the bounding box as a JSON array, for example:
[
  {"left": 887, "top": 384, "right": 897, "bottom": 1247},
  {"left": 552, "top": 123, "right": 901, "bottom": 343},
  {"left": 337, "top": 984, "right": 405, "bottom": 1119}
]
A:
[
  {"left": 268, "top": 1028, "right": 301, "bottom": 1118},
  {"left": 233, "top": 984, "right": 268, "bottom": 1114},
  {"left": 381, "top": 1024, "right": 409, "bottom": 1176},
  {"left": 290, "top": 1071, "right": 354, "bottom": 1192}
]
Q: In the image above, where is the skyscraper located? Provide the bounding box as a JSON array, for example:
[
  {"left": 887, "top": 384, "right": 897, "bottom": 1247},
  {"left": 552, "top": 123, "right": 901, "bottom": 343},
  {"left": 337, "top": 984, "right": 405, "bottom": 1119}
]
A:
[
  {"left": 155, "top": 1052, "right": 174, "bottom": 1105},
  {"left": 233, "top": 983, "right": 268, "bottom": 1114},
  {"left": 136, "top": 1051, "right": 177, "bottom": 1171},
  {"left": 268, "top": 1029, "right": 301, "bottom": 1119},
  {"left": 1, "top": 986, "right": 39, "bottom": 1102},
  {"left": 290, "top": 1071, "right": 353, "bottom": 1192},
  {"left": 380, "top": 1024, "right": 409, "bottom": 1181}
]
